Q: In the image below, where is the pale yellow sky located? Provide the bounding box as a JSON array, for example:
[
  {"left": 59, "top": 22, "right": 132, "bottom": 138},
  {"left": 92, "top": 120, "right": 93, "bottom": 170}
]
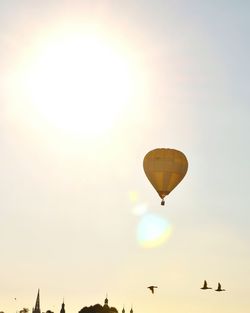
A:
[{"left": 1, "top": 1, "right": 250, "bottom": 313}]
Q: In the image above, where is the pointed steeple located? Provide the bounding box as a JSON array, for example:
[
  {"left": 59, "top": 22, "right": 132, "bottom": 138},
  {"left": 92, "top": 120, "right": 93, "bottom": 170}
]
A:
[
  {"left": 130, "top": 307, "right": 133, "bottom": 313},
  {"left": 122, "top": 307, "right": 125, "bottom": 313},
  {"left": 60, "top": 299, "right": 65, "bottom": 313},
  {"left": 32, "top": 289, "right": 41, "bottom": 313}
]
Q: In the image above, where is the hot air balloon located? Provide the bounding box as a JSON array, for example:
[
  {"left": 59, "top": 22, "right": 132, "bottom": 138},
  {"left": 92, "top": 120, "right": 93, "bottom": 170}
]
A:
[{"left": 143, "top": 148, "right": 188, "bottom": 205}]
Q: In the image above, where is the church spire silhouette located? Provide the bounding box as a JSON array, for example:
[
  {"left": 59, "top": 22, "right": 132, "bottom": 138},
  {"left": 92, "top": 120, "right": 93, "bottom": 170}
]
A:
[
  {"left": 60, "top": 299, "right": 65, "bottom": 313},
  {"left": 32, "top": 289, "right": 41, "bottom": 313},
  {"left": 104, "top": 294, "right": 109, "bottom": 307}
]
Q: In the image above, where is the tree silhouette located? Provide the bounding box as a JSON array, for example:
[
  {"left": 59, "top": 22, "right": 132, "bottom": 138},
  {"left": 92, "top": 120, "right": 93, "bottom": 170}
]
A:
[{"left": 79, "top": 304, "right": 118, "bottom": 313}]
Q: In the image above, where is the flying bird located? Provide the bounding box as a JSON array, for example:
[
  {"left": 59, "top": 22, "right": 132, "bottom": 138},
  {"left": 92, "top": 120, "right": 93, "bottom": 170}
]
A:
[
  {"left": 200, "top": 280, "right": 212, "bottom": 290},
  {"left": 215, "top": 283, "right": 226, "bottom": 292},
  {"left": 148, "top": 286, "right": 158, "bottom": 294}
]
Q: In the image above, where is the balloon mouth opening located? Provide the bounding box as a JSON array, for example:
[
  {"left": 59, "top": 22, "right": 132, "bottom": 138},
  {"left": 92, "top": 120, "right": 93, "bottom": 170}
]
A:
[
  {"left": 158, "top": 192, "right": 168, "bottom": 206},
  {"left": 158, "top": 191, "right": 169, "bottom": 198}
]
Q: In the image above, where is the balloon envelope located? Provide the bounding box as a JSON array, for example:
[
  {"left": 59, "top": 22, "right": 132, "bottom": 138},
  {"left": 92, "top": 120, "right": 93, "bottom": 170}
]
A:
[{"left": 143, "top": 148, "right": 188, "bottom": 203}]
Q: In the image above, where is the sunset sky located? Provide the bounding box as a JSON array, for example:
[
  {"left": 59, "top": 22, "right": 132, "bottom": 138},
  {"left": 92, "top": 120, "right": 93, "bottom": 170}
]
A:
[{"left": 1, "top": 1, "right": 250, "bottom": 313}]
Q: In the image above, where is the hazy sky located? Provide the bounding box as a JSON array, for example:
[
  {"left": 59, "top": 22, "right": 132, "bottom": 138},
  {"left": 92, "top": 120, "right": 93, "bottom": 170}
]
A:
[{"left": 1, "top": 1, "right": 250, "bottom": 313}]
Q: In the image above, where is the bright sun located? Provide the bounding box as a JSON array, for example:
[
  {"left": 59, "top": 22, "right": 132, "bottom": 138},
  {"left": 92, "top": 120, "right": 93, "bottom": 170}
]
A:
[{"left": 20, "top": 30, "right": 134, "bottom": 136}]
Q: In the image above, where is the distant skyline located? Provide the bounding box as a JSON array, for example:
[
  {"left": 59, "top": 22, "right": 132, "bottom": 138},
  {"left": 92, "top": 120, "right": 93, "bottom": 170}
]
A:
[
  {"left": 12, "top": 291, "right": 128, "bottom": 313},
  {"left": 1, "top": 1, "right": 250, "bottom": 313}
]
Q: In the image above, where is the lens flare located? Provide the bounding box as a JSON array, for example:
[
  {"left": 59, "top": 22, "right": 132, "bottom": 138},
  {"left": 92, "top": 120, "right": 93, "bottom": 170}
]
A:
[
  {"left": 129, "top": 191, "right": 139, "bottom": 203},
  {"left": 132, "top": 203, "right": 148, "bottom": 216},
  {"left": 129, "top": 191, "right": 148, "bottom": 216},
  {"left": 137, "top": 213, "right": 172, "bottom": 248}
]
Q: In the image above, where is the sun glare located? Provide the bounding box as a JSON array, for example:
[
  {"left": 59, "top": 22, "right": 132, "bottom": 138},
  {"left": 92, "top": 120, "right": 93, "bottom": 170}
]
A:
[{"left": 20, "top": 30, "right": 134, "bottom": 136}]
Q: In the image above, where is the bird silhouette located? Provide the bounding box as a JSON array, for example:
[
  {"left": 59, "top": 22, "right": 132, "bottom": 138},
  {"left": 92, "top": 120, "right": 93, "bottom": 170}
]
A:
[
  {"left": 200, "top": 280, "right": 212, "bottom": 290},
  {"left": 215, "top": 283, "right": 226, "bottom": 291},
  {"left": 148, "top": 286, "right": 158, "bottom": 294}
]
